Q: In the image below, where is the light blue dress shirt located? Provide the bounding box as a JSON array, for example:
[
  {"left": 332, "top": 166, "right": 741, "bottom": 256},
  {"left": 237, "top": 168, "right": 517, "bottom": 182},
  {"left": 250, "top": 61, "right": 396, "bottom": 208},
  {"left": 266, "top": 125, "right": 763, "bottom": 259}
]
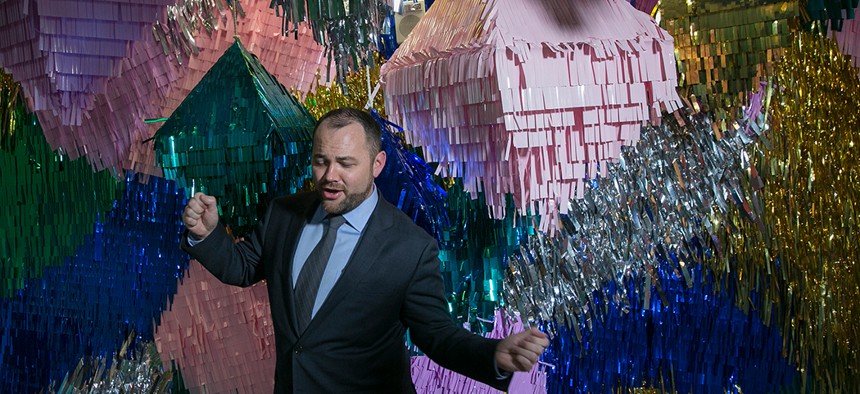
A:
[{"left": 291, "top": 186, "right": 379, "bottom": 317}]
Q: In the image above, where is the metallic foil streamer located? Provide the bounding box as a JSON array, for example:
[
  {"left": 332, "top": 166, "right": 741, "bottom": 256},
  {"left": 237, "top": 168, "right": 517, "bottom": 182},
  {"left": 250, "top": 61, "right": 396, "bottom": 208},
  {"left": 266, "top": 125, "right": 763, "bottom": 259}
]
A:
[
  {"left": 440, "top": 181, "right": 533, "bottom": 325},
  {"left": 0, "top": 173, "right": 188, "bottom": 393},
  {"left": 269, "top": 0, "right": 388, "bottom": 83},
  {"left": 152, "top": 0, "right": 240, "bottom": 63},
  {"left": 764, "top": 31, "right": 860, "bottom": 392},
  {"left": 0, "top": 92, "right": 118, "bottom": 298},
  {"left": 804, "top": 0, "right": 859, "bottom": 31},
  {"left": 539, "top": 264, "right": 798, "bottom": 392},
  {"left": 503, "top": 105, "right": 770, "bottom": 334},
  {"left": 0, "top": 71, "right": 20, "bottom": 149},
  {"left": 372, "top": 110, "right": 450, "bottom": 243},
  {"left": 659, "top": 0, "right": 799, "bottom": 120},
  {"left": 154, "top": 40, "right": 316, "bottom": 236},
  {"left": 502, "top": 97, "right": 802, "bottom": 390},
  {"left": 45, "top": 334, "right": 172, "bottom": 393},
  {"left": 295, "top": 57, "right": 386, "bottom": 119}
]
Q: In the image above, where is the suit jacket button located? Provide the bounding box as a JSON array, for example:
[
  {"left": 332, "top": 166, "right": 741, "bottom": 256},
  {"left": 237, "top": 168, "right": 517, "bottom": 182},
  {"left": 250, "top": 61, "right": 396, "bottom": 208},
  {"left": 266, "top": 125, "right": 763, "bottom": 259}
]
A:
[{"left": 294, "top": 346, "right": 303, "bottom": 354}]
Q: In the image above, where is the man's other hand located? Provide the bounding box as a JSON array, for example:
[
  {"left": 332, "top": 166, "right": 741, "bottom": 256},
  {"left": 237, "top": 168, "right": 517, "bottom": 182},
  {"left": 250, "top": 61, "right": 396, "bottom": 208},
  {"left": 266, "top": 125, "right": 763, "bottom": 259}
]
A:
[{"left": 495, "top": 327, "right": 549, "bottom": 373}]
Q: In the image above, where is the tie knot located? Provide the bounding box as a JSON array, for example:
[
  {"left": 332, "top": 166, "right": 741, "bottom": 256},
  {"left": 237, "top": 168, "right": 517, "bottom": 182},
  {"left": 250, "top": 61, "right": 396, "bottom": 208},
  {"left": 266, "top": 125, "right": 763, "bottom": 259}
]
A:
[{"left": 325, "top": 215, "right": 347, "bottom": 230}]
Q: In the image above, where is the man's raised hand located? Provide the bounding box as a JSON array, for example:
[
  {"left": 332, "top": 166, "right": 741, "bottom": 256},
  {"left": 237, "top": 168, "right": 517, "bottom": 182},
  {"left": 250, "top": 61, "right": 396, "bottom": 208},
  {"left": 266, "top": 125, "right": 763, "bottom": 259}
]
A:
[{"left": 182, "top": 192, "right": 219, "bottom": 241}]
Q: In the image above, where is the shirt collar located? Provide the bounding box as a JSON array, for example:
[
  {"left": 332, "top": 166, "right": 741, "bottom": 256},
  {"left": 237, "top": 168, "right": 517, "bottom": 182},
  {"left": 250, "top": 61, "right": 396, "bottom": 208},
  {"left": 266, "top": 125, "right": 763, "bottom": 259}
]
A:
[{"left": 312, "top": 184, "right": 378, "bottom": 232}]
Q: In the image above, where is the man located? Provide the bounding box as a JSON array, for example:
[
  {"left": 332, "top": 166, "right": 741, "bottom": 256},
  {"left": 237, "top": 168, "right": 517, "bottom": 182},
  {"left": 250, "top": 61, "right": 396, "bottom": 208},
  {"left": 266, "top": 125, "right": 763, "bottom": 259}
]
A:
[{"left": 181, "top": 108, "right": 548, "bottom": 392}]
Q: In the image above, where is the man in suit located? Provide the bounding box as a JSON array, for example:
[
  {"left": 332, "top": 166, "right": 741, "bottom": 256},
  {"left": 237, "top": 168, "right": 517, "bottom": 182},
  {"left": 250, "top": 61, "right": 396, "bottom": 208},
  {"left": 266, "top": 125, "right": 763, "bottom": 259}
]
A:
[{"left": 181, "top": 108, "right": 549, "bottom": 392}]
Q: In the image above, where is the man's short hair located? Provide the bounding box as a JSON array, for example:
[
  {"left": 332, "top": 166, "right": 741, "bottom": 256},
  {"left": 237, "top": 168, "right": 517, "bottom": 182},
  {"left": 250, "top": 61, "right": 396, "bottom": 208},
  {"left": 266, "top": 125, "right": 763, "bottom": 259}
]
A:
[{"left": 314, "top": 108, "right": 383, "bottom": 156}]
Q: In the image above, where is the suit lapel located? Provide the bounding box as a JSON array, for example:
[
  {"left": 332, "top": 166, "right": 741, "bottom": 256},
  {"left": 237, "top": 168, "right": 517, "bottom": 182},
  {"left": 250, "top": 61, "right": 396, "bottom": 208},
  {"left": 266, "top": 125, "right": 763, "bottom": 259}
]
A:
[{"left": 302, "top": 200, "right": 394, "bottom": 334}]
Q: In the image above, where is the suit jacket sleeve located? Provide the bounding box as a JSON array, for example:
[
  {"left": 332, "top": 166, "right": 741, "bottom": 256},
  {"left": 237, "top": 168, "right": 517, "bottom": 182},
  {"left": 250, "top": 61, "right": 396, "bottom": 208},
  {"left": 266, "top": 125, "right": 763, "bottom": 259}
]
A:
[
  {"left": 400, "top": 240, "right": 512, "bottom": 391},
  {"left": 180, "top": 202, "right": 273, "bottom": 287}
]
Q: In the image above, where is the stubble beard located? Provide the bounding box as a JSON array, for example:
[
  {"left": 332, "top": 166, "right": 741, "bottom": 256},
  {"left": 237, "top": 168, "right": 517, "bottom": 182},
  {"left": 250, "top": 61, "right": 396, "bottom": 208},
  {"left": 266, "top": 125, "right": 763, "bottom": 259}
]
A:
[{"left": 319, "top": 181, "right": 374, "bottom": 215}]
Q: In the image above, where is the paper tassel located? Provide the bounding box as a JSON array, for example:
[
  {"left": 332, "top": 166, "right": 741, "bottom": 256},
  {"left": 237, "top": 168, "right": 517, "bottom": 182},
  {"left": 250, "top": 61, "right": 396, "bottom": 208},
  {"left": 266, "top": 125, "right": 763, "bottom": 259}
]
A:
[
  {"left": 382, "top": 0, "right": 681, "bottom": 227},
  {"left": 0, "top": 173, "right": 187, "bottom": 393}
]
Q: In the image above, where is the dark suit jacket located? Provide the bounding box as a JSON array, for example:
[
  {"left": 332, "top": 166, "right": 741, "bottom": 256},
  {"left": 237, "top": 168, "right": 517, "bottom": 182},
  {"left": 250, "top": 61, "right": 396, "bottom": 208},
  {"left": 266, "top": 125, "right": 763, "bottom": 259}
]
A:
[{"left": 182, "top": 191, "right": 510, "bottom": 393}]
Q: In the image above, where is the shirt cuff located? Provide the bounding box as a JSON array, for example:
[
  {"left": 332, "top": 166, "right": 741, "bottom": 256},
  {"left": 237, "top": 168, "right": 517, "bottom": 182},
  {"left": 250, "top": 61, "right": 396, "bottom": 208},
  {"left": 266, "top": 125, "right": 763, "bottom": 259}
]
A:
[
  {"left": 186, "top": 234, "right": 204, "bottom": 247},
  {"left": 493, "top": 359, "right": 512, "bottom": 380}
]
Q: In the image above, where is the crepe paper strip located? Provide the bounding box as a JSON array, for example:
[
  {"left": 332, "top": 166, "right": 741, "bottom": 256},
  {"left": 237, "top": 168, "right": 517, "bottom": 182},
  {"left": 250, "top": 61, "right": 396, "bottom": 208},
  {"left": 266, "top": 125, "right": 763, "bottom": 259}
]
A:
[
  {"left": 381, "top": 0, "right": 681, "bottom": 228},
  {"left": 34, "top": 35, "right": 186, "bottom": 171},
  {"left": 631, "top": 0, "right": 659, "bottom": 15},
  {"left": 2, "top": 0, "right": 326, "bottom": 172}
]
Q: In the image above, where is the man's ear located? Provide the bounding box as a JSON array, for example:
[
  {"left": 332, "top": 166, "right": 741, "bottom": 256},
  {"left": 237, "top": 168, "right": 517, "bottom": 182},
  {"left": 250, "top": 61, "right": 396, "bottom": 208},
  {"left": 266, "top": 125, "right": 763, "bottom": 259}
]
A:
[{"left": 372, "top": 150, "right": 387, "bottom": 178}]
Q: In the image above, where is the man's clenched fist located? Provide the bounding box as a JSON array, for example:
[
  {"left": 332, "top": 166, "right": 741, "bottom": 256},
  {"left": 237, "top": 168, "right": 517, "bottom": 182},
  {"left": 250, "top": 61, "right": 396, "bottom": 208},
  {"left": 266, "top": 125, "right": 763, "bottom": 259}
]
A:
[{"left": 182, "top": 192, "right": 219, "bottom": 241}]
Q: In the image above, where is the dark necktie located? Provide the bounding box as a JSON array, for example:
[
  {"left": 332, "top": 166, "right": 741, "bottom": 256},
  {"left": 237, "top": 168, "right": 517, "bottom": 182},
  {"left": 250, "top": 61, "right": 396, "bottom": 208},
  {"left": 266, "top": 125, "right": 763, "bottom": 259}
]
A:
[{"left": 294, "top": 214, "right": 347, "bottom": 333}]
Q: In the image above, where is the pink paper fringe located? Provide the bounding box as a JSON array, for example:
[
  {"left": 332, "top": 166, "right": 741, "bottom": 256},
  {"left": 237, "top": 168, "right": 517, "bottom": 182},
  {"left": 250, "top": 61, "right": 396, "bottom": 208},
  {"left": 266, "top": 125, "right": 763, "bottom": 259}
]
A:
[{"left": 381, "top": 0, "right": 681, "bottom": 231}]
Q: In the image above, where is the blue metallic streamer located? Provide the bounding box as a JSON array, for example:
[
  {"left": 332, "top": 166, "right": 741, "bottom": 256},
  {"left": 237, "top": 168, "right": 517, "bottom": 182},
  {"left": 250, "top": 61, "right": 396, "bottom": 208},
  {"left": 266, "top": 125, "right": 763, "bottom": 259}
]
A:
[
  {"left": 371, "top": 110, "right": 450, "bottom": 245},
  {"left": 0, "top": 173, "right": 188, "bottom": 393},
  {"left": 542, "top": 263, "right": 799, "bottom": 393}
]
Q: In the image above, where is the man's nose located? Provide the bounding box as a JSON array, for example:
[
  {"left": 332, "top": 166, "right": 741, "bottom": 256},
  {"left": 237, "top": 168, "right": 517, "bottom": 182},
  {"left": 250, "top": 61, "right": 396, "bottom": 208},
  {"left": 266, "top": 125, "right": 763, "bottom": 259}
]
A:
[{"left": 323, "top": 164, "right": 339, "bottom": 181}]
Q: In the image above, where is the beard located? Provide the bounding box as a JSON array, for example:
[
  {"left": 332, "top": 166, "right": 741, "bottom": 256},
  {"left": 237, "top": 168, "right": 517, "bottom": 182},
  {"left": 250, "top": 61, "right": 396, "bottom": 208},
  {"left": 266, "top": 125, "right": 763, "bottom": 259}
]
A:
[{"left": 317, "top": 181, "right": 374, "bottom": 215}]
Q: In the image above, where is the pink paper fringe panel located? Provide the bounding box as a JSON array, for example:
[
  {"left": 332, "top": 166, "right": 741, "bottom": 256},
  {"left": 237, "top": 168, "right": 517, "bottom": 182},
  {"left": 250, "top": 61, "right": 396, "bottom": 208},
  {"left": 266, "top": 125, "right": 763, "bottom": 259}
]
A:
[
  {"left": 155, "top": 260, "right": 277, "bottom": 393},
  {"left": 381, "top": 0, "right": 681, "bottom": 229},
  {"left": 831, "top": 7, "right": 860, "bottom": 71}
]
